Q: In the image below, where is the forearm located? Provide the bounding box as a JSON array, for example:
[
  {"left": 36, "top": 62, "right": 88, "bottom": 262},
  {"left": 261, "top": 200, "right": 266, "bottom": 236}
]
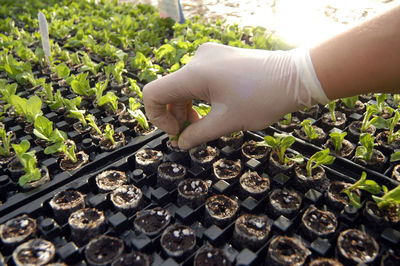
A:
[{"left": 310, "top": 4, "right": 400, "bottom": 99}]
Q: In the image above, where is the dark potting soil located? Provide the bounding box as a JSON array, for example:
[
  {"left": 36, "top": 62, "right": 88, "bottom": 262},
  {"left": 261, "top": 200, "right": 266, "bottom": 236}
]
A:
[
  {"left": 302, "top": 207, "right": 337, "bottom": 235},
  {"left": 191, "top": 145, "right": 217, "bottom": 162},
  {"left": 327, "top": 181, "right": 352, "bottom": 207},
  {"left": 134, "top": 208, "right": 171, "bottom": 234},
  {"left": 60, "top": 152, "right": 88, "bottom": 171},
  {"left": 236, "top": 214, "right": 269, "bottom": 238},
  {"left": 178, "top": 179, "right": 207, "bottom": 196},
  {"left": 270, "top": 188, "right": 302, "bottom": 210},
  {"left": 321, "top": 111, "right": 346, "bottom": 126},
  {"left": 365, "top": 201, "right": 399, "bottom": 224},
  {"left": 52, "top": 190, "right": 82, "bottom": 205},
  {"left": 268, "top": 236, "right": 310, "bottom": 265},
  {"left": 14, "top": 239, "right": 54, "bottom": 265},
  {"left": 112, "top": 185, "right": 142, "bottom": 204},
  {"left": 85, "top": 236, "right": 124, "bottom": 264},
  {"left": 112, "top": 251, "right": 150, "bottom": 266},
  {"left": 376, "top": 131, "right": 400, "bottom": 151},
  {"left": 240, "top": 171, "right": 270, "bottom": 193},
  {"left": 100, "top": 132, "right": 125, "bottom": 149},
  {"left": 96, "top": 170, "right": 126, "bottom": 188},
  {"left": 324, "top": 139, "right": 354, "bottom": 158},
  {"left": 161, "top": 225, "right": 195, "bottom": 253},
  {"left": 159, "top": 163, "right": 185, "bottom": 177},
  {"left": 206, "top": 195, "right": 238, "bottom": 217},
  {"left": 214, "top": 159, "right": 241, "bottom": 178},
  {"left": 136, "top": 149, "right": 162, "bottom": 162},
  {"left": 70, "top": 208, "right": 102, "bottom": 225},
  {"left": 338, "top": 229, "right": 378, "bottom": 263},
  {"left": 1, "top": 215, "right": 36, "bottom": 239},
  {"left": 241, "top": 140, "right": 269, "bottom": 159},
  {"left": 194, "top": 247, "right": 231, "bottom": 266}
]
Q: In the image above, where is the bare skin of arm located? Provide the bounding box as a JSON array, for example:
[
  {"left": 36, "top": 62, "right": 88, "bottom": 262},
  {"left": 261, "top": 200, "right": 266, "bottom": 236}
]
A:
[{"left": 311, "top": 4, "right": 400, "bottom": 99}]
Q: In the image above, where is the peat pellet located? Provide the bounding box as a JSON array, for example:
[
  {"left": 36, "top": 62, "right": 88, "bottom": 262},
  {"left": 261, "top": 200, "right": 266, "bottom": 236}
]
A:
[
  {"left": 160, "top": 224, "right": 196, "bottom": 259},
  {"left": 232, "top": 214, "right": 271, "bottom": 250},
  {"left": 49, "top": 190, "right": 85, "bottom": 224},
  {"left": 134, "top": 207, "right": 171, "bottom": 237},
  {"left": 0, "top": 214, "right": 37, "bottom": 246},
  {"left": 177, "top": 178, "right": 208, "bottom": 208},
  {"left": 60, "top": 151, "right": 89, "bottom": 171},
  {"left": 326, "top": 181, "right": 356, "bottom": 210},
  {"left": 337, "top": 228, "right": 379, "bottom": 264},
  {"left": 213, "top": 158, "right": 242, "bottom": 183},
  {"left": 95, "top": 170, "right": 127, "bottom": 192},
  {"left": 110, "top": 185, "right": 143, "bottom": 214},
  {"left": 309, "top": 258, "right": 343, "bottom": 266},
  {"left": 266, "top": 235, "right": 311, "bottom": 266},
  {"left": 12, "top": 238, "right": 55, "bottom": 266},
  {"left": 205, "top": 195, "right": 239, "bottom": 227},
  {"left": 111, "top": 251, "right": 150, "bottom": 266},
  {"left": 218, "top": 131, "right": 244, "bottom": 149},
  {"left": 239, "top": 170, "right": 270, "bottom": 199},
  {"left": 84, "top": 235, "right": 124, "bottom": 266},
  {"left": 189, "top": 145, "right": 219, "bottom": 166},
  {"left": 294, "top": 164, "right": 329, "bottom": 193},
  {"left": 135, "top": 148, "right": 163, "bottom": 174},
  {"left": 157, "top": 162, "right": 186, "bottom": 190},
  {"left": 68, "top": 208, "right": 105, "bottom": 246},
  {"left": 194, "top": 246, "right": 231, "bottom": 266},
  {"left": 268, "top": 188, "right": 302, "bottom": 219},
  {"left": 241, "top": 140, "right": 269, "bottom": 162},
  {"left": 301, "top": 206, "right": 338, "bottom": 239}
]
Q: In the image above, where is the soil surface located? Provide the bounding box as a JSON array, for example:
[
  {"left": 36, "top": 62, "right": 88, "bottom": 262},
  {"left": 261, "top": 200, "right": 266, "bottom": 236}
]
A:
[
  {"left": 206, "top": 195, "right": 238, "bottom": 218},
  {"left": 123, "top": 0, "right": 396, "bottom": 46},
  {"left": 195, "top": 248, "right": 231, "bottom": 266},
  {"left": 86, "top": 236, "right": 123, "bottom": 264},
  {"left": 135, "top": 207, "right": 171, "bottom": 234},
  {"left": 161, "top": 225, "right": 195, "bottom": 252}
]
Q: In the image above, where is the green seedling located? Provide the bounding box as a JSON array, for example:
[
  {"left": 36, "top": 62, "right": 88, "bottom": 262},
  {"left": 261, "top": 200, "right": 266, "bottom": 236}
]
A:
[
  {"left": 48, "top": 90, "right": 65, "bottom": 110},
  {"left": 33, "top": 115, "right": 67, "bottom": 143},
  {"left": 44, "top": 140, "right": 77, "bottom": 163},
  {"left": 299, "top": 119, "right": 319, "bottom": 140},
  {"left": 280, "top": 113, "right": 292, "bottom": 125},
  {"left": 258, "top": 133, "right": 303, "bottom": 165},
  {"left": 375, "top": 93, "right": 392, "bottom": 114},
  {"left": 86, "top": 114, "right": 102, "bottom": 135},
  {"left": 104, "top": 124, "right": 115, "bottom": 145},
  {"left": 128, "top": 78, "right": 143, "bottom": 99},
  {"left": 63, "top": 96, "right": 86, "bottom": 126},
  {"left": 355, "top": 133, "right": 376, "bottom": 161},
  {"left": 0, "top": 126, "right": 13, "bottom": 157},
  {"left": 70, "top": 72, "right": 92, "bottom": 97},
  {"left": 360, "top": 104, "right": 387, "bottom": 133},
  {"left": 329, "top": 132, "right": 347, "bottom": 153},
  {"left": 306, "top": 149, "right": 335, "bottom": 177},
  {"left": 92, "top": 79, "right": 109, "bottom": 103},
  {"left": 327, "top": 101, "right": 337, "bottom": 122},
  {"left": 12, "top": 140, "right": 41, "bottom": 186},
  {"left": 386, "top": 110, "right": 400, "bottom": 144},
  {"left": 0, "top": 81, "right": 17, "bottom": 104},
  {"left": 41, "top": 82, "right": 54, "bottom": 102},
  {"left": 79, "top": 52, "right": 104, "bottom": 75},
  {"left": 54, "top": 63, "right": 70, "bottom": 80},
  {"left": 9, "top": 95, "right": 43, "bottom": 123},
  {"left": 193, "top": 103, "right": 211, "bottom": 117},
  {"left": 341, "top": 96, "right": 358, "bottom": 109},
  {"left": 341, "top": 172, "right": 381, "bottom": 209},
  {"left": 112, "top": 61, "right": 127, "bottom": 84},
  {"left": 372, "top": 184, "right": 400, "bottom": 218},
  {"left": 98, "top": 91, "right": 119, "bottom": 112},
  {"left": 170, "top": 120, "right": 191, "bottom": 142}
]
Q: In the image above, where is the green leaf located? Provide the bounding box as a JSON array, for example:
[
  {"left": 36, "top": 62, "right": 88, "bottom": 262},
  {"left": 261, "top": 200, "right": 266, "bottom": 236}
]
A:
[
  {"left": 25, "top": 95, "right": 43, "bottom": 123},
  {"left": 33, "top": 115, "right": 52, "bottom": 141},
  {"left": 44, "top": 142, "right": 63, "bottom": 155},
  {"left": 18, "top": 168, "right": 41, "bottom": 186},
  {"left": 390, "top": 151, "right": 400, "bottom": 162},
  {"left": 369, "top": 116, "right": 387, "bottom": 129},
  {"left": 193, "top": 103, "right": 211, "bottom": 117},
  {"left": 55, "top": 63, "right": 70, "bottom": 80}
]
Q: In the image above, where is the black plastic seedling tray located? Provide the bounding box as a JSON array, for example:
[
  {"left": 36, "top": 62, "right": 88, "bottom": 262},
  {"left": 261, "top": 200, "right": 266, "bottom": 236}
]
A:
[{"left": 1, "top": 131, "right": 400, "bottom": 265}]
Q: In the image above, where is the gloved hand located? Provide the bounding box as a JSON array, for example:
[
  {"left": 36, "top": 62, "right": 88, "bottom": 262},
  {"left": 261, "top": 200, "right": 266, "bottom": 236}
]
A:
[{"left": 143, "top": 42, "right": 330, "bottom": 149}]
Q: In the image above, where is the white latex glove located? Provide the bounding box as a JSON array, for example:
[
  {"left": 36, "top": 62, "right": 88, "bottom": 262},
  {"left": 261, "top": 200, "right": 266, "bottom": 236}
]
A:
[{"left": 143, "top": 42, "right": 330, "bottom": 149}]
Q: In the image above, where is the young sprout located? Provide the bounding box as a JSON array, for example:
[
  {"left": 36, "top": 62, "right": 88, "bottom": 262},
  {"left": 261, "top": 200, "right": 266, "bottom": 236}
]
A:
[
  {"left": 127, "top": 98, "right": 150, "bottom": 130},
  {"left": 170, "top": 120, "right": 191, "bottom": 142},
  {"left": 54, "top": 63, "right": 70, "bottom": 80},
  {"left": 386, "top": 110, "right": 400, "bottom": 144},
  {"left": 355, "top": 133, "right": 376, "bottom": 161},
  {"left": 70, "top": 72, "right": 92, "bottom": 97},
  {"left": 45, "top": 140, "right": 78, "bottom": 163},
  {"left": 0, "top": 126, "right": 13, "bottom": 157},
  {"left": 342, "top": 172, "right": 381, "bottom": 209},
  {"left": 63, "top": 96, "right": 87, "bottom": 126},
  {"left": 280, "top": 113, "right": 292, "bottom": 125},
  {"left": 372, "top": 184, "right": 400, "bottom": 216},
  {"left": 104, "top": 124, "right": 115, "bottom": 146},
  {"left": 341, "top": 96, "right": 358, "bottom": 109},
  {"left": 258, "top": 133, "right": 303, "bottom": 165},
  {"left": 48, "top": 90, "right": 65, "bottom": 110},
  {"left": 98, "top": 91, "right": 119, "bottom": 112},
  {"left": 329, "top": 132, "right": 347, "bottom": 153},
  {"left": 392, "top": 94, "right": 400, "bottom": 108},
  {"left": 86, "top": 114, "right": 101, "bottom": 135},
  {"left": 193, "top": 103, "right": 211, "bottom": 117},
  {"left": 360, "top": 104, "right": 386, "bottom": 133},
  {"left": 128, "top": 78, "right": 142, "bottom": 99},
  {"left": 92, "top": 79, "right": 109, "bottom": 104},
  {"left": 112, "top": 61, "right": 127, "bottom": 84},
  {"left": 327, "top": 101, "right": 336, "bottom": 122},
  {"left": 375, "top": 93, "right": 392, "bottom": 114},
  {"left": 41, "top": 82, "right": 54, "bottom": 102},
  {"left": 9, "top": 95, "right": 43, "bottom": 124},
  {"left": 299, "top": 119, "right": 319, "bottom": 140},
  {"left": 33, "top": 115, "right": 67, "bottom": 143},
  {"left": 12, "top": 140, "right": 41, "bottom": 186},
  {"left": 306, "top": 148, "right": 335, "bottom": 177}
]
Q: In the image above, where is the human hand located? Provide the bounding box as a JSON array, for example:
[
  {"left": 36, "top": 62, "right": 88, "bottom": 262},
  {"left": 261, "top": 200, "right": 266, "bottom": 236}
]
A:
[{"left": 143, "top": 42, "right": 329, "bottom": 149}]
